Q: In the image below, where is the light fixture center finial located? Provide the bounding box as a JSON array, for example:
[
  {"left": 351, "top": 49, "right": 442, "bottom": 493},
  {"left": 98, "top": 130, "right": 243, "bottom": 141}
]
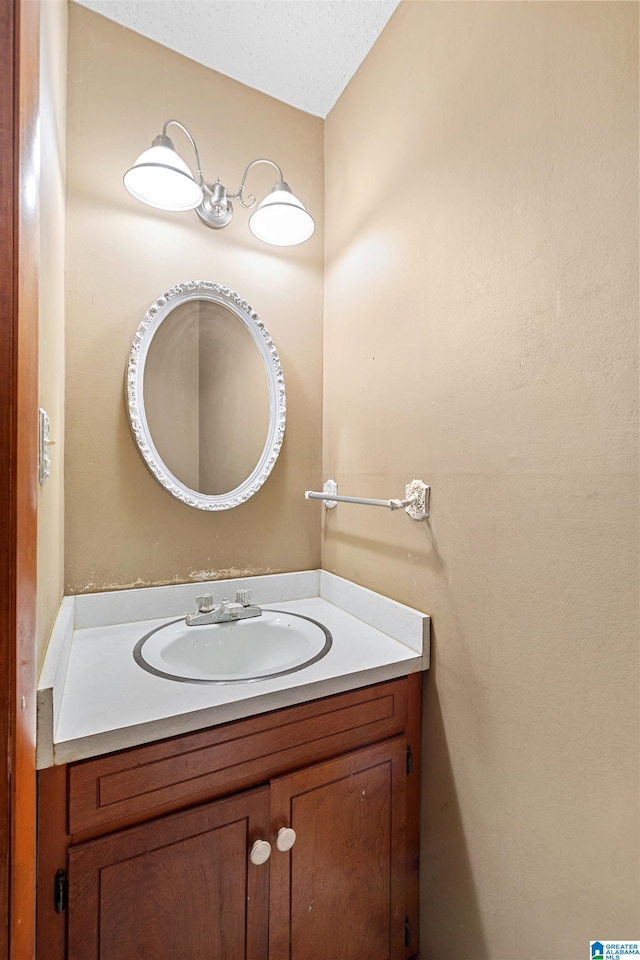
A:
[{"left": 195, "top": 180, "right": 233, "bottom": 229}]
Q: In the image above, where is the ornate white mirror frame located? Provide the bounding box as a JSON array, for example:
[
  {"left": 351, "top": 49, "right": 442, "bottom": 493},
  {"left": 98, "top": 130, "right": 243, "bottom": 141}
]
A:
[{"left": 126, "top": 280, "right": 286, "bottom": 510}]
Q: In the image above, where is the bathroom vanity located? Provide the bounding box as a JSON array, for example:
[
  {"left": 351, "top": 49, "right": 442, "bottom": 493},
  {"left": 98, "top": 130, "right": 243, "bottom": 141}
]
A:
[
  {"left": 38, "top": 675, "right": 421, "bottom": 960},
  {"left": 36, "top": 572, "right": 429, "bottom": 960}
]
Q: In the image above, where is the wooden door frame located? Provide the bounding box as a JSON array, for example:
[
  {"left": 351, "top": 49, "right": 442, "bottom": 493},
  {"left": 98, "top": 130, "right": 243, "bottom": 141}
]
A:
[{"left": 1, "top": 0, "right": 40, "bottom": 957}]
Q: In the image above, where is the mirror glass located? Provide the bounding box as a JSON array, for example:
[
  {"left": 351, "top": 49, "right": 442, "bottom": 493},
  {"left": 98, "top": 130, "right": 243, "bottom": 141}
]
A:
[
  {"left": 127, "top": 282, "right": 286, "bottom": 510},
  {"left": 144, "top": 299, "right": 270, "bottom": 495}
]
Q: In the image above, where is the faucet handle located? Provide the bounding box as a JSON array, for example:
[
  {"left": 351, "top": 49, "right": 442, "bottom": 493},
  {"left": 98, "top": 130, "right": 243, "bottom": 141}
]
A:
[
  {"left": 195, "top": 594, "right": 215, "bottom": 613},
  {"left": 235, "top": 589, "right": 252, "bottom": 606}
]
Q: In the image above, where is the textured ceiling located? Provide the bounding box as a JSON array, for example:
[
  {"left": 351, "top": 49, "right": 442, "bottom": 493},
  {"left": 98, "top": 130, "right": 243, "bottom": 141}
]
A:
[{"left": 73, "top": 0, "right": 400, "bottom": 118}]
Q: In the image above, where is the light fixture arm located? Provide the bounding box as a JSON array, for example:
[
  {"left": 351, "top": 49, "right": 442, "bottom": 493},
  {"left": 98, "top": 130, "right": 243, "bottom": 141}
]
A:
[
  {"left": 229, "top": 158, "right": 285, "bottom": 209},
  {"left": 161, "top": 119, "right": 205, "bottom": 186}
]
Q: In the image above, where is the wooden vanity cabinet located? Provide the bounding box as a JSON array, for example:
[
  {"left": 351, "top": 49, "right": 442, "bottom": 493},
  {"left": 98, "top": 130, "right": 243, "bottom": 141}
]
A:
[
  {"left": 37, "top": 675, "right": 422, "bottom": 960},
  {"left": 68, "top": 786, "right": 271, "bottom": 960},
  {"left": 269, "top": 737, "right": 408, "bottom": 960}
]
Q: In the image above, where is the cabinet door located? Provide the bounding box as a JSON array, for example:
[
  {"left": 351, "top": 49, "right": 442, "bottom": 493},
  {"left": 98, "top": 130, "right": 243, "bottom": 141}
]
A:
[
  {"left": 67, "top": 786, "right": 270, "bottom": 960},
  {"left": 269, "top": 738, "right": 407, "bottom": 960}
]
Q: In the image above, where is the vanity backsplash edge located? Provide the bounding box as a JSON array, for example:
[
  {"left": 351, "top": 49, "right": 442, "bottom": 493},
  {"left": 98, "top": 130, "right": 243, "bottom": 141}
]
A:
[{"left": 72, "top": 570, "right": 322, "bottom": 630}]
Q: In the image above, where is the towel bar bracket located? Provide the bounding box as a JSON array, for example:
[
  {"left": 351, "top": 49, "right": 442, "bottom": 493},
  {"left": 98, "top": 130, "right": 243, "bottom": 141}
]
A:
[
  {"left": 321, "top": 479, "right": 338, "bottom": 509},
  {"left": 405, "top": 479, "right": 430, "bottom": 521}
]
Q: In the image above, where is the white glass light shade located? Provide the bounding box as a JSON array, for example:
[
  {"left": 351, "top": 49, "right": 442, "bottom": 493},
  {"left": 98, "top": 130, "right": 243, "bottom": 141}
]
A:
[
  {"left": 123, "top": 145, "right": 203, "bottom": 212},
  {"left": 249, "top": 184, "right": 315, "bottom": 246}
]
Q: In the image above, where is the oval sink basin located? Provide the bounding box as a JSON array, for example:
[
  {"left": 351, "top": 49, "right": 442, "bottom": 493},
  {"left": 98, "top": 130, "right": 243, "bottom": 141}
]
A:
[{"left": 133, "top": 609, "right": 332, "bottom": 684}]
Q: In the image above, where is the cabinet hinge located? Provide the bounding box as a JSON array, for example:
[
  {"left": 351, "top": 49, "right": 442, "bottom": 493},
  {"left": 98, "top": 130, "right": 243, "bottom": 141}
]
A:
[
  {"left": 54, "top": 869, "right": 67, "bottom": 913},
  {"left": 406, "top": 744, "right": 412, "bottom": 774},
  {"left": 405, "top": 916, "right": 411, "bottom": 947}
]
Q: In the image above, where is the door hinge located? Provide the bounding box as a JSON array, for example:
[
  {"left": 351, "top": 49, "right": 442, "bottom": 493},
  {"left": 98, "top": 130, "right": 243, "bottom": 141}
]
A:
[
  {"left": 406, "top": 744, "right": 412, "bottom": 774},
  {"left": 405, "top": 916, "right": 411, "bottom": 947},
  {"left": 54, "top": 869, "right": 67, "bottom": 913}
]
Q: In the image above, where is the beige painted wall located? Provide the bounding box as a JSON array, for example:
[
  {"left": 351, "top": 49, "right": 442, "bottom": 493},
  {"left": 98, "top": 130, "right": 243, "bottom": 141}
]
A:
[
  {"left": 65, "top": 4, "right": 323, "bottom": 592},
  {"left": 37, "top": 0, "right": 67, "bottom": 666},
  {"left": 324, "top": 3, "right": 639, "bottom": 958}
]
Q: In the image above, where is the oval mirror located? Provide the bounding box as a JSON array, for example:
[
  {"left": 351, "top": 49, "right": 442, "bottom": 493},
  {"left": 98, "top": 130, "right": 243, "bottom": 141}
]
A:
[{"left": 126, "top": 281, "right": 285, "bottom": 510}]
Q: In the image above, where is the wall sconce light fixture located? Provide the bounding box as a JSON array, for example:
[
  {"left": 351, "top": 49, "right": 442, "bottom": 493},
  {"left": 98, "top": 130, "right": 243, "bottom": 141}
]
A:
[{"left": 123, "top": 119, "right": 315, "bottom": 247}]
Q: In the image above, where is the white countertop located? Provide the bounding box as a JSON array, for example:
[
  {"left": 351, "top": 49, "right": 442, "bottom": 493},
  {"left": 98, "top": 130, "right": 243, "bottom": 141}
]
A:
[{"left": 37, "top": 571, "right": 430, "bottom": 767}]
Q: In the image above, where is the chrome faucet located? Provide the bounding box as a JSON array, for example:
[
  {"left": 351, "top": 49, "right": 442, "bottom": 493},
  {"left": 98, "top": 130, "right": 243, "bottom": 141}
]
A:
[{"left": 185, "top": 589, "right": 263, "bottom": 626}]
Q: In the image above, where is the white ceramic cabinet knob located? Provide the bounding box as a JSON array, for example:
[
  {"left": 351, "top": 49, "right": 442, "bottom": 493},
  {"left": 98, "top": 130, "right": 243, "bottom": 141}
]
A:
[
  {"left": 276, "top": 827, "right": 297, "bottom": 852},
  {"left": 250, "top": 839, "right": 272, "bottom": 865}
]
